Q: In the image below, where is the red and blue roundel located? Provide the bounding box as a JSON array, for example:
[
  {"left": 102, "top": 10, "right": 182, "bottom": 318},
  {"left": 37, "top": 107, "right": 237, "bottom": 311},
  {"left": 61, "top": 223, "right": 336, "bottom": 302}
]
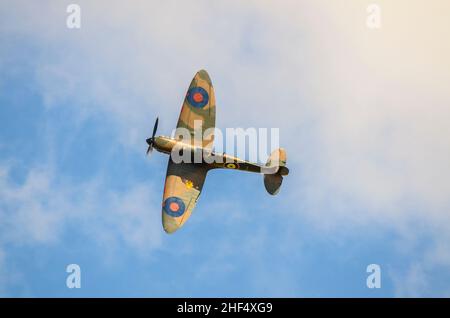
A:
[
  {"left": 163, "top": 196, "right": 186, "bottom": 217},
  {"left": 187, "top": 87, "right": 209, "bottom": 108}
]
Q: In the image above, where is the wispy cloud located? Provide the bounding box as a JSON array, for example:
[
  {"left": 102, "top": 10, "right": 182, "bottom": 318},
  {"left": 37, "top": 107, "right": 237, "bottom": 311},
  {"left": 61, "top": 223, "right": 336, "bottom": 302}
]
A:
[{"left": 0, "top": 162, "right": 164, "bottom": 293}]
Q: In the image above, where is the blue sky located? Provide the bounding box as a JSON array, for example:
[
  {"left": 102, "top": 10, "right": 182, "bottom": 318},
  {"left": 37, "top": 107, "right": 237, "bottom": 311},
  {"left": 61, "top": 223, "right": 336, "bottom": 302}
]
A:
[{"left": 1, "top": 1, "right": 450, "bottom": 297}]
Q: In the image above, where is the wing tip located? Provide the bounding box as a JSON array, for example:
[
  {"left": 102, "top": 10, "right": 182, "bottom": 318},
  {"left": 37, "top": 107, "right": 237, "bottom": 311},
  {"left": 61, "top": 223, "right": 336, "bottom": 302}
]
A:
[
  {"left": 162, "top": 212, "right": 182, "bottom": 234},
  {"left": 163, "top": 220, "right": 180, "bottom": 234},
  {"left": 196, "top": 69, "right": 212, "bottom": 84}
]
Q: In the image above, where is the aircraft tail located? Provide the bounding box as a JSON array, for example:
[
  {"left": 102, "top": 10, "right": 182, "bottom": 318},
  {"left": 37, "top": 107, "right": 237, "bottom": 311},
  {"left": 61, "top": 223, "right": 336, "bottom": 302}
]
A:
[{"left": 263, "top": 148, "right": 289, "bottom": 195}]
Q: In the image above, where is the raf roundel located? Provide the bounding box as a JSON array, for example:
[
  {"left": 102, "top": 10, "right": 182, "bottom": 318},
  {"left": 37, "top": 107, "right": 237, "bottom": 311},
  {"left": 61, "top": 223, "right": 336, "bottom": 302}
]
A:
[
  {"left": 187, "top": 87, "right": 209, "bottom": 108},
  {"left": 163, "top": 196, "right": 186, "bottom": 218}
]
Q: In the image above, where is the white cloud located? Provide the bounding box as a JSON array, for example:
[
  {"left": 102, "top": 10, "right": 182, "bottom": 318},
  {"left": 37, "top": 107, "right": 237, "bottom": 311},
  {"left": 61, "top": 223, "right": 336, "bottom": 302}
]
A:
[
  {"left": 392, "top": 263, "right": 429, "bottom": 297},
  {"left": 0, "top": 163, "right": 163, "bottom": 259}
]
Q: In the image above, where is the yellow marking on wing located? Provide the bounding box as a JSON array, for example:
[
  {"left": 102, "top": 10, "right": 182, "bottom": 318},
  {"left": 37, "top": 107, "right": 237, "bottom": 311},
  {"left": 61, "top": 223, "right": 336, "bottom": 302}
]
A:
[{"left": 185, "top": 180, "right": 194, "bottom": 189}]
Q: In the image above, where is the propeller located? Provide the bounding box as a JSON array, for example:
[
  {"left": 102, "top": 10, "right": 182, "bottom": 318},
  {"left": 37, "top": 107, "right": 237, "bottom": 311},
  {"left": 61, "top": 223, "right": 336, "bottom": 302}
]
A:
[{"left": 146, "top": 117, "right": 159, "bottom": 155}]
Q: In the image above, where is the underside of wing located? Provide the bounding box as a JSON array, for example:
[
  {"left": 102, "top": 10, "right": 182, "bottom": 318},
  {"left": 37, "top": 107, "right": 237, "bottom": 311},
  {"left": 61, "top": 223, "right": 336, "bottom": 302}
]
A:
[
  {"left": 161, "top": 159, "right": 208, "bottom": 233},
  {"left": 175, "top": 70, "right": 216, "bottom": 150}
]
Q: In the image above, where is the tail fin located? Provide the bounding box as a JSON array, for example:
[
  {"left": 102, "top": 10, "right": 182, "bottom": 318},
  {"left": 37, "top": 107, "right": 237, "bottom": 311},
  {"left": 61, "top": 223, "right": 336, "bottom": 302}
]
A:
[{"left": 263, "top": 148, "right": 289, "bottom": 195}]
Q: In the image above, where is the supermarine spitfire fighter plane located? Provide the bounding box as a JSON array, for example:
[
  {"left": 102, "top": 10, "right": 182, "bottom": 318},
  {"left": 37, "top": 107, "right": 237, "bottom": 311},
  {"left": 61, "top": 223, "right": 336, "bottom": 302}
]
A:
[{"left": 146, "top": 70, "right": 289, "bottom": 233}]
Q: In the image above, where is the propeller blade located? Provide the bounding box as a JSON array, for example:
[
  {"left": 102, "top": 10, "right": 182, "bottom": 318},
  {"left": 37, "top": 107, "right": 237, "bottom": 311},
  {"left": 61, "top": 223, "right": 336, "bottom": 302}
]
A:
[
  {"left": 146, "top": 117, "right": 158, "bottom": 157},
  {"left": 152, "top": 117, "right": 159, "bottom": 139}
]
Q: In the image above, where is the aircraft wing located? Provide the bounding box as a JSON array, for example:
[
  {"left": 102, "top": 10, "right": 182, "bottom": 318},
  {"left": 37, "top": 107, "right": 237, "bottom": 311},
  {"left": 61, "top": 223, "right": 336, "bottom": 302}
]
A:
[
  {"left": 175, "top": 70, "right": 216, "bottom": 150},
  {"left": 161, "top": 159, "right": 208, "bottom": 233}
]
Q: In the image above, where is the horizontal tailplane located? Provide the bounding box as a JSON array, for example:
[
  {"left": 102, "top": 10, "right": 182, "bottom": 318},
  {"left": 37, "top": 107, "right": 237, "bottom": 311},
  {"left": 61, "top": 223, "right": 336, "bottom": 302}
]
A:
[{"left": 263, "top": 148, "right": 288, "bottom": 195}]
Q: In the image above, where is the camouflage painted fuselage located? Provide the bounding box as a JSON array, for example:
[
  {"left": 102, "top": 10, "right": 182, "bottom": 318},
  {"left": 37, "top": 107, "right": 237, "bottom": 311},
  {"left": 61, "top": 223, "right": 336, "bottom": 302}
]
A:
[{"left": 153, "top": 135, "right": 266, "bottom": 174}]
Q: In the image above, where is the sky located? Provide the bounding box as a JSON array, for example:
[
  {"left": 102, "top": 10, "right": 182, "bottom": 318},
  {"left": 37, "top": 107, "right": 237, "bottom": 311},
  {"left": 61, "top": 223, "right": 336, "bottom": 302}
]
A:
[{"left": 1, "top": 0, "right": 450, "bottom": 297}]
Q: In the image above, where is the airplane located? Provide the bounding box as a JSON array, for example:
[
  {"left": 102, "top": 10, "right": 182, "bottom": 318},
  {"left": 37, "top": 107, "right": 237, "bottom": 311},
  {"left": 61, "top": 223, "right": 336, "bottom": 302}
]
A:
[{"left": 146, "top": 70, "right": 289, "bottom": 233}]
